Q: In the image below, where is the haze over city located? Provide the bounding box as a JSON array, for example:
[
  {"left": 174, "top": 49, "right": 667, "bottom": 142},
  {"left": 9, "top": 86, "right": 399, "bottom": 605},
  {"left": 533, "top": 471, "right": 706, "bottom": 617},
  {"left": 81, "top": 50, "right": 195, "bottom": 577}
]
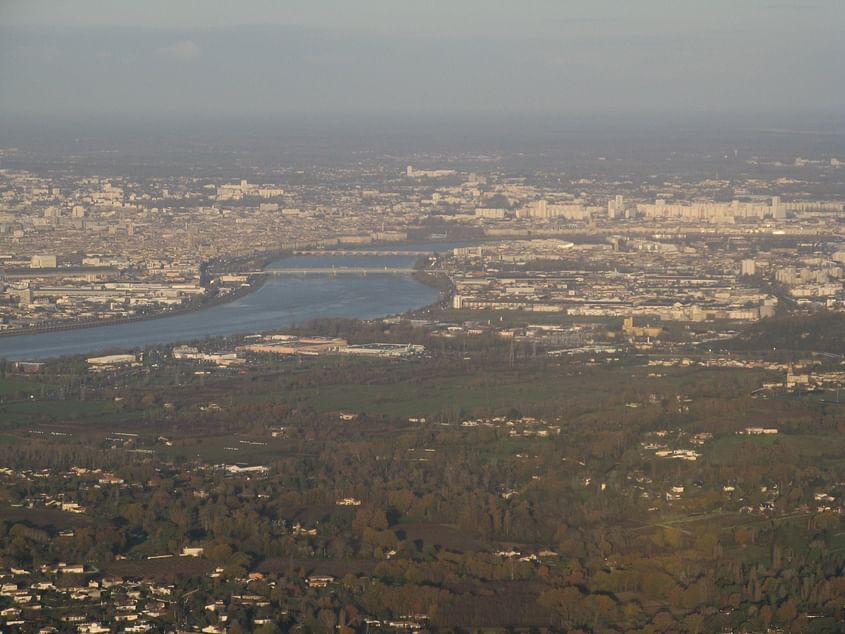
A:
[{"left": 3, "top": 0, "right": 845, "bottom": 117}]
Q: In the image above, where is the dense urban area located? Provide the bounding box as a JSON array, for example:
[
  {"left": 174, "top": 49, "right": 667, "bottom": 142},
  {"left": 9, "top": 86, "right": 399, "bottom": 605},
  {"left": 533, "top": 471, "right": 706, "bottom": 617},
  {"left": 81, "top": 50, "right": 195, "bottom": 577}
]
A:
[
  {"left": 0, "top": 139, "right": 843, "bottom": 332},
  {"left": 1, "top": 128, "right": 845, "bottom": 632}
]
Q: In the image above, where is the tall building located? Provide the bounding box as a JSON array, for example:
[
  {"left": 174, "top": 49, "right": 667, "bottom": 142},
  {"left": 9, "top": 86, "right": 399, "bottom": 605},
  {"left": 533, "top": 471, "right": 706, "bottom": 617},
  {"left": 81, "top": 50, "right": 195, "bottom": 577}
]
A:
[
  {"left": 772, "top": 196, "right": 786, "bottom": 220},
  {"left": 608, "top": 195, "right": 625, "bottom": 218},
  {"left": 19, "top": 287, "right": 33, "bottom": 305},
  {"left": 741, "top": 259, "right": 757, "bottom": 276}
]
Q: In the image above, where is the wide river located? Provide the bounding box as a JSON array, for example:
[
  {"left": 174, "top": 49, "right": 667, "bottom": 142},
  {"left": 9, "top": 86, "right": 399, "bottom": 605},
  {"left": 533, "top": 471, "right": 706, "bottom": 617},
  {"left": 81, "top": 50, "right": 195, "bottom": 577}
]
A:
[{"left": 0, "top": 246, "right": 459, "bottom": 360}]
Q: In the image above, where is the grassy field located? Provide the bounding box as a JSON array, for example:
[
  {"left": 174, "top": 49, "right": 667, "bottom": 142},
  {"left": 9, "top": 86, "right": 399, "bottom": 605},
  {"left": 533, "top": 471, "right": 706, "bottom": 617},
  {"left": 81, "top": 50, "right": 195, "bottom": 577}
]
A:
[
  {"left": 0, "top": 399, "right": 121, "bottom": 430},
  {"left": 394, "top": 522, "right": 488, "bottom": 552},
  {"left": 282, "top": 366, "right": 629, "bottom": 418},
  {"left": 0, "top": 433, "right": 23, "bottom": 445},
  {"left": 155, "top": 434, "right": 306, "bottom": 464},
  {"left": 1, "top": 505, "right": 93, "bottom": 530},
  {"left": 704, "top": 433, "right": 845, "bottom": 466},
  {"left": 272, "top": 364, "right": 764, "bottom": 422},
  {"left": 0, "top": 376, "right": 54, "bottom": 397},
  {"left": 103, "top": 557, "right": 215, "bottom": 581},
  {"left": 258, "top": 558, "right": 380, "bottom": 577}
]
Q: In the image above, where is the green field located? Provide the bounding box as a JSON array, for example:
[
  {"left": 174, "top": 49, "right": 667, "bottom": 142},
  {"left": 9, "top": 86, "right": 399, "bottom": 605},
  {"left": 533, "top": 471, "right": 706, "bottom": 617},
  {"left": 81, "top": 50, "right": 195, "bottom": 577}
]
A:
[
  {"left": 0, "top": 399, "right": 118, "bottom": 428},
  {"left": 155, "top": 434, "right": 306, "bottom": 464},
  {"left": 279, "top": 366, "right": 617, "bottom": 418},
  {"left": 290, "top": 377, "right": 546, "bottom": 417},
  {"left": 274, "top": 364, "right": 763, "bottom": 421},
  {"left": 705, "top": 433, "right": 845, "bottom": 466},
  {"left": 0, "top": 376, "right": 55, "bottom": 397}
]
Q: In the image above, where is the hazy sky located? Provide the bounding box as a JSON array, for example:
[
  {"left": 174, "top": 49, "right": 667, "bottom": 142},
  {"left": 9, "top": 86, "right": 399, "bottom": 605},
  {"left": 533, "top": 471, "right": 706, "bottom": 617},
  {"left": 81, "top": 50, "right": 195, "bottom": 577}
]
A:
[{"left": 2, "top": 0, "right": 843, "bottom": 117}]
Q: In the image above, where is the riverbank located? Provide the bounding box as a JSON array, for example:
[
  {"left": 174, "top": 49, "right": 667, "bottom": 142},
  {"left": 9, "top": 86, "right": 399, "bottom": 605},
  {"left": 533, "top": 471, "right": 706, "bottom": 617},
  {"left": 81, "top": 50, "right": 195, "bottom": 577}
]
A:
[
  {"left": 0, "top": 244, "right": 305, "bottom": 339},
  {"left": 0, "top": 252, "right": 444, "bottom": 361},
  {"left": 411, "top": 269, "right": 454, "bottom": 314},
  {"left": 0, "top": 274, "right": 270, "bottom": 339},
  {"left": 0, "top": 242, "right": 433, "bottom": 338},
  {"left": 0, "top": 241, "right": 474, "bottom": 359}
]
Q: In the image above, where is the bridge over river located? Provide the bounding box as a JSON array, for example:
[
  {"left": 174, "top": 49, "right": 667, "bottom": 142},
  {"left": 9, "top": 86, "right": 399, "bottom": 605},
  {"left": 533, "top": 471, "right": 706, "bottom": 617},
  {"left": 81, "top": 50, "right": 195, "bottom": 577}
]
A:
[
  {"left": 291, "top": 249, "right": 434, "bottom": 257},
  {"left": 244, "top": 266, "right": 421, "bottom": 276}
]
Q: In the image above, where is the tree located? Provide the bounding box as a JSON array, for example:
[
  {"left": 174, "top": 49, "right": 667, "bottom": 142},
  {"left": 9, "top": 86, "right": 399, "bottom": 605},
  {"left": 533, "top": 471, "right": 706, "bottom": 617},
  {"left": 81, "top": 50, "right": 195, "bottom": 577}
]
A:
[{"left": 538, "top": 586, "right": 587, "bottom": 626}]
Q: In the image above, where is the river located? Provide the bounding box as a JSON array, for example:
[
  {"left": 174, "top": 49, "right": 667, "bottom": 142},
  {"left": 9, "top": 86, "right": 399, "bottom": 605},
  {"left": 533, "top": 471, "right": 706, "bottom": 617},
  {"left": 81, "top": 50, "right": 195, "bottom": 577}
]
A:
[{"left": 0, "top": 247, "right": 461, "bottom": 361}]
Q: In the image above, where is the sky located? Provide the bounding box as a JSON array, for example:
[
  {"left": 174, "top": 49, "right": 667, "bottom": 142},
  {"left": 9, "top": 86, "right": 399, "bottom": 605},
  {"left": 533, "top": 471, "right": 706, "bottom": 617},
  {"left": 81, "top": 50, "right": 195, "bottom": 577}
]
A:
[{"left": 1, "top": 0, "right": 844, "bottom": 118}]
